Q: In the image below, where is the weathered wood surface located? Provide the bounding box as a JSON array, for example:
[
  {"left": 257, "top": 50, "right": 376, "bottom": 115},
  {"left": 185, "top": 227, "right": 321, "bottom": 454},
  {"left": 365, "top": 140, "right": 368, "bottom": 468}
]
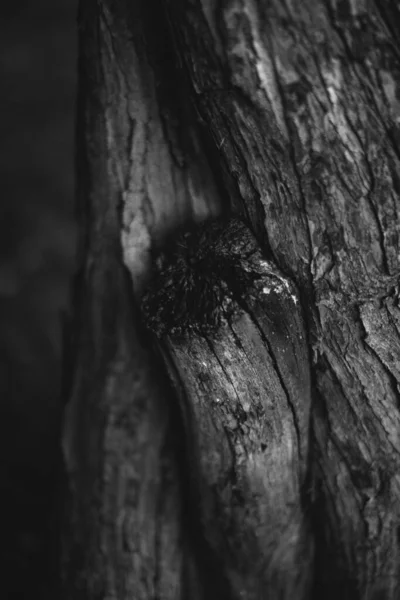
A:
[
  {"left": 63, "top": 0, "right": 400, "bottom": 598},
  {"left": 141, "top": 217, "right": 313, "bottom": 599}
]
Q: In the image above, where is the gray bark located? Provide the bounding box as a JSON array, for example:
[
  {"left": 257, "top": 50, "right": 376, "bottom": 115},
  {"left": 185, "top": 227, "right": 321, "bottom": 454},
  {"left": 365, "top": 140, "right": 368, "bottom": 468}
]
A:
[{"left": 62, "top": 1, "right": 400, "bottom": 599}]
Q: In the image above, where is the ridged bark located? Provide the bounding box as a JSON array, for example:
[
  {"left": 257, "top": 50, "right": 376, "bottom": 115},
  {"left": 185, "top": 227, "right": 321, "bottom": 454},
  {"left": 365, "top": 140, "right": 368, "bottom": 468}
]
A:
[{"left": 62, "top": 1, "right": 400, "bottom": 598}]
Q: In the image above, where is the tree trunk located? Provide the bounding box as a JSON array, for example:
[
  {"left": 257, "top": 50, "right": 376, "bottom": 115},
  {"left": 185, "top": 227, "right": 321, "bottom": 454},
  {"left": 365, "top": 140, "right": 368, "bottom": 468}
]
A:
[{"left": 62, "top": 1, "right": 400, "bottom": 599}]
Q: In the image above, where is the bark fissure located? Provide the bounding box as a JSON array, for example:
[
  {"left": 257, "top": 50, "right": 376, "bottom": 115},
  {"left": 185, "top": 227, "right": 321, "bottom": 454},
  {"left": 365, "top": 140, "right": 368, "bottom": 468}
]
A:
[
  {"left": 242, "top": 300, "right": 304, "bottom": 463},
  {"left": 266, "top": 30, "right": 314, "bottom": 276}
]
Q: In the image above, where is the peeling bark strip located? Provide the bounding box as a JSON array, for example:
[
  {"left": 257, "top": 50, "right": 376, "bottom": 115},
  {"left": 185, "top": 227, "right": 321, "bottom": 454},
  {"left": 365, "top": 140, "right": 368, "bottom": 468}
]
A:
[{"left": 141, "top": 218, "right": 314, "bottom": 599}]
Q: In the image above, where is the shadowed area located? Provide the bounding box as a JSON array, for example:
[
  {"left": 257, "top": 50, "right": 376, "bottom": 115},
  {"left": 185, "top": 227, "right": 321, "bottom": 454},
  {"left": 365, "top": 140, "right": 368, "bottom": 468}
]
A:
[{"left": 0, "top": 1, "right": 77, "bottom": 596}]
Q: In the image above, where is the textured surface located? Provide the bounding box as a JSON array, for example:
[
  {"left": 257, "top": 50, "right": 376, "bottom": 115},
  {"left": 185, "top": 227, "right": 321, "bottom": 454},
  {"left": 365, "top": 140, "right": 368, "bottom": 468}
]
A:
[
  {"left": 63, "top": 0, "right": 400, "bottom": 598},
  {"left": 142, "top": 218, "right": 268, "bottom": 335},
  {"left": 164, "top": 2, "right": 400, "bottom": 596},
  {"left": 142, "top": 217, "right": 313, "bottom": 599}
]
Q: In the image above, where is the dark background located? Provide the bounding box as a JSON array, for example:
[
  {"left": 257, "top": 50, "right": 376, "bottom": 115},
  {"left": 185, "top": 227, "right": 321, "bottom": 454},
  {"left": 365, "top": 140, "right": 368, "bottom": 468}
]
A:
[{"left": 1, "top": 1, "right": 77, "bottom": 596}]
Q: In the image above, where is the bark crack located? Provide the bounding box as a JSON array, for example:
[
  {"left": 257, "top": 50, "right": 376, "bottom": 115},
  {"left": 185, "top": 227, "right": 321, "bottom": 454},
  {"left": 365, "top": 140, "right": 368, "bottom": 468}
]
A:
[{"left": 244, "top": 303, "right": 303, "bottom": 465}]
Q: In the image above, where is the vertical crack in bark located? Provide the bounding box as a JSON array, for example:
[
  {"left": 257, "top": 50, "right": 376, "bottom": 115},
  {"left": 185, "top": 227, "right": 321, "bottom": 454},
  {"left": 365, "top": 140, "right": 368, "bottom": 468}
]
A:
[
  {"left": 264, "top": 23, "right": 313, "bottom": 278},
  {"left": 242, "top": 302, "right": 303, "bottom": 465}
]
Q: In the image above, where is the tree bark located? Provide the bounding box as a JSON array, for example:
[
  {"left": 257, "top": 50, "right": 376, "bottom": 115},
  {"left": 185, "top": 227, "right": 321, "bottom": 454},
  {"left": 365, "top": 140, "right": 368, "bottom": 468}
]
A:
[{"left": 62, "top": 1, "right": 400, "bottom": 599}]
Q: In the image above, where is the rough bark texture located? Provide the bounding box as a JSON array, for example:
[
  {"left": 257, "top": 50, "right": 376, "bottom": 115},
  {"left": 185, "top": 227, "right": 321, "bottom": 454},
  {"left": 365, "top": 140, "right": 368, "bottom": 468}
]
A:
[
  {"left": 63, "top": 0, "right": 400, "bottom": 599},
  {"left": 142, "top": 217, "right": 315, "bottom": 599}
]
